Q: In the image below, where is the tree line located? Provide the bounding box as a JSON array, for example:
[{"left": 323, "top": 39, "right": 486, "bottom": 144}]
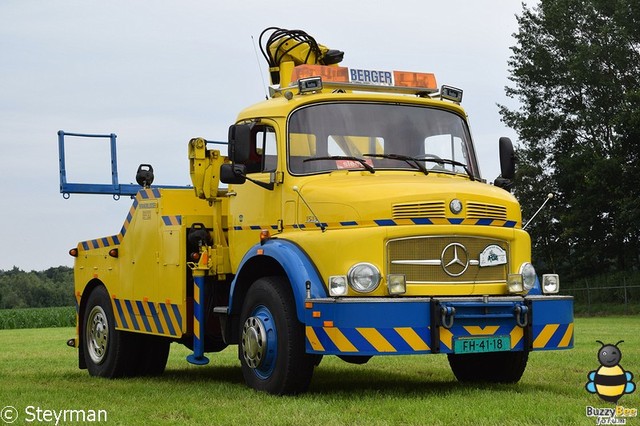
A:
[
  {"left": 0, "top": 266, "right": 75, "bottom": 309},
  {"left": 501, "top": 0, "right": 640, "bottom": 283}
]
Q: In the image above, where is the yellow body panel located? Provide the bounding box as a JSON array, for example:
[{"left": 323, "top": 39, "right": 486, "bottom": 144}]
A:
[{"left": 74, "top": 189, "right": 220, "bottom": 337}]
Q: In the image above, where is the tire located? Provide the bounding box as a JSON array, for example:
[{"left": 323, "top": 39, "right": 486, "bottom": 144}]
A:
[
  {"left": 134, "top": 334, "right": 171, "bottom": 376},
  {"left": 447, "top": 351, "right": 529, "bottom": 384},
  {"left": 238, "top": 276, "right": 315, "bottom": 395},
  {"left": 82, "top": 286, "right": 137, "bottom": 378}
]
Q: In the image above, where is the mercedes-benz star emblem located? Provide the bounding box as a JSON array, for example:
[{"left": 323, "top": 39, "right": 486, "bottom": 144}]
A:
[{"left": 440, "top": 242, "right": 469, "bottom": 277}]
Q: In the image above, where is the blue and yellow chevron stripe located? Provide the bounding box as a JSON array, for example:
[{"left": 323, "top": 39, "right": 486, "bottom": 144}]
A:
[
  {"left": 162, "top": 215, "right": 182, "bottom": 226},
  {"left": 307, "top": 325, "right": 431, "bottom": 354},
  {"left": 233, "top": 217, "right": 518, "bottom": 231},
  {"left": 304, "top": 297, "right": 573, "bottom": 355},
  {"left": 111, "top": 297, "right": 183, "bottom": 337},
  {"left": 78, "top": 188, "right": 182, "bottom": 251},
  {"left": 532, "top": 323, "right": 574, "bottom": 349},
  {"left": 306, "top": 321, "right": 572, "bottom": 355}
]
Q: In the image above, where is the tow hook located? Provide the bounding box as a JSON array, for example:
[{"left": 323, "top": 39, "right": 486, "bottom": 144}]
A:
[
  {"left": 440, "top": 306, "right": 456, "bottom": 329},
  {"left": 514, "top": 304, "right": 529, "bottom": 327}
]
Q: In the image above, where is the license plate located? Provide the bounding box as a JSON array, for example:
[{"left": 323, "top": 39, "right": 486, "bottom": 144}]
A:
[{"left": 454, "top": 335, "right": 510, "bottom": 354}]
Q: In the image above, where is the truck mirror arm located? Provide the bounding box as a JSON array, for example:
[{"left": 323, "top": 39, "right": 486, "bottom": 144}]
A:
[
  {"left": 494, "top": 176, "right": 514, "bottom": 191},
  {"left": 219, "top": 163, "right": 274, "bottom": 190},
  {"left": 245, "top": 175, "right": 275, "bottom": 190}
]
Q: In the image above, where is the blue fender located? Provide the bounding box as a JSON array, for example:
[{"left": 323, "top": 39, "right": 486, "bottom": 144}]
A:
[{"left": 228, "top": 238, "right": 328, "bottom": 322}]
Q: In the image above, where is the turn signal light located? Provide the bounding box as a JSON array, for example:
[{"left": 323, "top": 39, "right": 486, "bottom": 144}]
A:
[
  {"left": 69, "top": 248, "right": 78, "bottom": 257},
  {"left": 260, "top": 230, "right": 271, "bottom": 245},
  {"left": 108, "top": 248, "right": 119, "bottom": 258}
]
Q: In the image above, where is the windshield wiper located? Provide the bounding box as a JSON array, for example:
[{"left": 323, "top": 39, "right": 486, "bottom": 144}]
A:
[
  {"left": 363, "top": 153, "right": 429, "bottom": 175},
  {"left": 303, "top": 156, "right": 375, "bottom": 174},
  {"left": 419, "top": 158, "right": 475, "bottom": 181},
  {"left": 364, "top": 153, "right": 475, "bottom": 181}
]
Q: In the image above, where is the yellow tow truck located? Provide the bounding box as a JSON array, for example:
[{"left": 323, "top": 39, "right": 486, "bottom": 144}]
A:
[{"left": 59, "top": 27, "right": 573, "bottom": 395}]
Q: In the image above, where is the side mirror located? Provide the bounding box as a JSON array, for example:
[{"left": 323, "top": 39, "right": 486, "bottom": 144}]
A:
[
  {"left": 498, "top": 137, "right": 515, "bottom": 180},
  {"left": 220, "top": 163, "right": 247, "bottom": 185},
  {"left": 228, "top": 124, "right": 253, "bottom": 164}
]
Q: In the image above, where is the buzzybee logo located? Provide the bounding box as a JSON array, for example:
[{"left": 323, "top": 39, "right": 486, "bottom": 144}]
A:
[
  {"left": 585, "top": 340, "right": 635, "bottom": 403},
  {"left": 584, "top": 340, "right": 637, "bottom": 424}
]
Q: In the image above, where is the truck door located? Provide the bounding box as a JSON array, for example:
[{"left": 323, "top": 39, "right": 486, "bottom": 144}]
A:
[{"left": 227, "top": 120, "right": 282, "bottom": 271}]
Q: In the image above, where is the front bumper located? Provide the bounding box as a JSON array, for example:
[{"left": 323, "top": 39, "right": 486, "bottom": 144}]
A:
[{"left": 304, "top": 295, "right": 573, "bottom": 355}]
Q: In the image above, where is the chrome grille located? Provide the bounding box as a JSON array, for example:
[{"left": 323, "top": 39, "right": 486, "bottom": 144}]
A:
[
  {"left": 387, "top": 236, "right": 508, "bottom": 284},
  {"left": 392, "top": 201, "right": 446, "bottom": 219},
  {"left": 467, "top": 202, "right": 507, "bottom": 220}
]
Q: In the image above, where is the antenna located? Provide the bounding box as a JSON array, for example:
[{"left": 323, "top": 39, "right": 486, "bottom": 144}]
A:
[
  {"left": 523, "top": 193, "right": 554, "bottom": 230},
  {"left": 293, "top": 186, "right": 326, "bottom": 232},
  {"left": 251, "top": 35, "right": 269, "bottom": 100}
]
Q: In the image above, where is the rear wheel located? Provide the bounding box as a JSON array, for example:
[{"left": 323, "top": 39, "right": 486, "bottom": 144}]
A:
[
  {"left": 83, "top": 286, "right": 137, "bottom": 377},
  {"left": 447, "top": 351, "right": 529, "bottom": 383},
  {"left": 238, "top": 276, "right": 315, "bottom": 395}
]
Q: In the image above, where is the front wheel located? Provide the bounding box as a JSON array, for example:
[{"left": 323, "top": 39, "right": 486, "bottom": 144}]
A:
[
  {"left": 447, "top": 351, "right": 529, "bottom": 383},
  {"left": 238, "top": 276, "right": 315, "bottom": 395}
]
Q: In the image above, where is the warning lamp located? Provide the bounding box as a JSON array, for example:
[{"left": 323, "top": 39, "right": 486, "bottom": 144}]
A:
[
  {"left": 69, "top": 248, "right": 78, "bottom": 257},
  {"left": 393, "top": 70, "right": 437, "bottom": 90},
  {"left": 108, "top": 248, "right": 119, "bottom": 258},
  {"left": 291, "top": 65, "right": 349, "bottom": 84},
  {"left": 190, "top": 252, "right": 201, "bottom": 261},
  {"left": 260, "top": 229, "right": 271, "bottom": 245}
]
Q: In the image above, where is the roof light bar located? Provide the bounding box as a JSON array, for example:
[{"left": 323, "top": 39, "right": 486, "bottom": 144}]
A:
[
  {"left": 289, "top": 65, "right": 438, "bottom": 94},
  {"left": 292, "top": 65, "right": 349, "bottom": 83}
]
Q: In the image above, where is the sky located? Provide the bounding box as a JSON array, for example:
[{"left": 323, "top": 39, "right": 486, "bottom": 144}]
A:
[{"left": 0, "top": 0, "right": 527, "bottom": 271}]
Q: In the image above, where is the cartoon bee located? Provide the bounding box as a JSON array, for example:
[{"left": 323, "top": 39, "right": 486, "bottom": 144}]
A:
[{"left": 586, "top": 340, "right": 636, "bottom": 403}]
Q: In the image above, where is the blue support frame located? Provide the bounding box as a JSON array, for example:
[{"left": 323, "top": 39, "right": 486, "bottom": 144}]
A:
[{"left": 57, "top": 130, "right": 189, "bottom": 198}]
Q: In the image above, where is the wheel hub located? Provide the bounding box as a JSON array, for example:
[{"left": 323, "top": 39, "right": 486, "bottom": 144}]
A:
[
  {"left": 242, "top": 316, "right": 268, "bottom": 369},
  {"left": 86, "top": 306, "right": 109, "bottom": 364}
]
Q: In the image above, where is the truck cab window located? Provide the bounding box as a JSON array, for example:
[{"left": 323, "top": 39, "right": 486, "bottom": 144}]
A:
[
  {"left": 246, "top": 126, "right": 277, "bottom": 174},
  {"left": 288, "top": 103, "right": 478, "bottom": 177}
]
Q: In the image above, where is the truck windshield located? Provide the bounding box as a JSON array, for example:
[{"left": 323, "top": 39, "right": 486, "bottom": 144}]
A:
[{"left": 287, "top": 102, "right": 479, "bottom": 178}]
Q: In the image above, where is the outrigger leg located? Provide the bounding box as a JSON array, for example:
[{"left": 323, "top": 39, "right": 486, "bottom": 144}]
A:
[{"left": 187, "top": 270, "right": 210, "bottom": 365}]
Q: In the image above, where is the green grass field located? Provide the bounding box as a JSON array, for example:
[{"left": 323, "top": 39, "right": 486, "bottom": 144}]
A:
[
  {"left": 0, "top": 317, "right": 638, "bottom": 425},
  {"left": 0, "top": 306, "right": 74, "bottom": 330}
]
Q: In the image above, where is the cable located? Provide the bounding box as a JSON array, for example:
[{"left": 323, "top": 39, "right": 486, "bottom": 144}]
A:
[{"left": 259, "top": 27, "right": 324, "bottom": 71}]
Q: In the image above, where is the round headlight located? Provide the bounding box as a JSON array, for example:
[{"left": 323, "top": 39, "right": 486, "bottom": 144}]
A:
[
  {"left": 347, "top": 263, "right": 381, "bottom": 293},
  {"left": 520, "top": 262, "right": 536, "bottom": 291}
]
